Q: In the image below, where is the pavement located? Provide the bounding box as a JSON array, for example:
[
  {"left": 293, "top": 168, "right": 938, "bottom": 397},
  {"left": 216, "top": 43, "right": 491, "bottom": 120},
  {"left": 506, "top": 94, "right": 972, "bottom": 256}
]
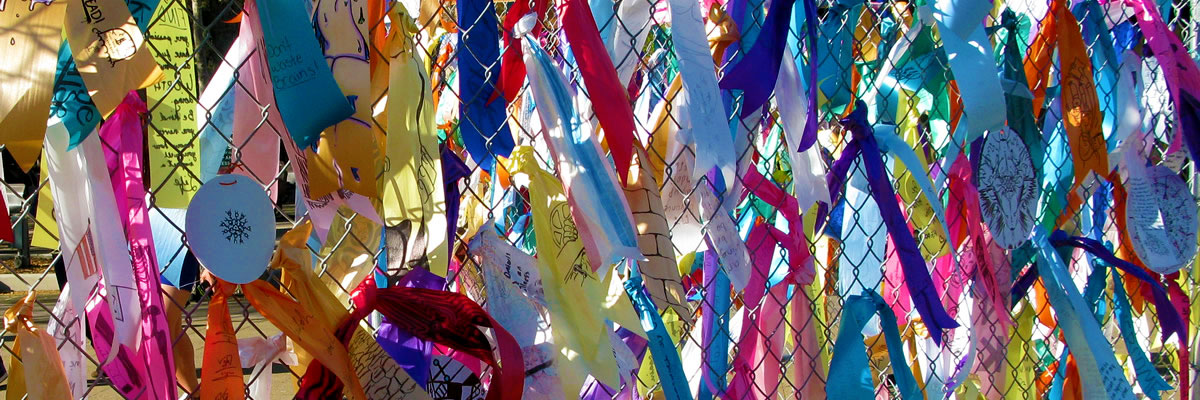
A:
[{"left": 0, "top": 290, "right": 297, "bottom": 399}]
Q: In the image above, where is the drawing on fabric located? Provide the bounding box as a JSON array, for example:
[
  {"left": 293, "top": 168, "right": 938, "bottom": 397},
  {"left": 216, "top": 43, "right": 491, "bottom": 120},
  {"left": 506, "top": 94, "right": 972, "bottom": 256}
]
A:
[
  {"left": 427, "top": 356, "right": 484, "bottom": 400},
  {"left": 92, "top": 27, "right": 137, "bottom": 66},
  {"left": 977, "top": 127, "right": 1038, "bottom": 249},
  {"left": 1126, "top": 165, "right": 1199, "bottom": 274}
]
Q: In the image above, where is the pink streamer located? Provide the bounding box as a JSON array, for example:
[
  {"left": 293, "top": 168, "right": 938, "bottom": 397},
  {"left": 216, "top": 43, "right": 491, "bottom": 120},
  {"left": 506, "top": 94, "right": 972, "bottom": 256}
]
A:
[
  {"left": 94, "top": 92, "right": 177, "bottom": 399},
  {"left": 1120, "top": 0, "right": 1200, "bottom": 154},
  {"left": 726, "top": 169, "right": 813, "bottom": 399}
]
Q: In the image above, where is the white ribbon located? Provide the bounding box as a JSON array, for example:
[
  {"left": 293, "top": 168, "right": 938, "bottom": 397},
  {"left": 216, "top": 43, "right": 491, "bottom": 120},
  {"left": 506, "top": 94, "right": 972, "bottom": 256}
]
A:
[
  {"left": 237, "top": 333, "right": 298, "bottom": 400},
  {"left": 45, "top": 119, "right": 143, "bottom": 356}
]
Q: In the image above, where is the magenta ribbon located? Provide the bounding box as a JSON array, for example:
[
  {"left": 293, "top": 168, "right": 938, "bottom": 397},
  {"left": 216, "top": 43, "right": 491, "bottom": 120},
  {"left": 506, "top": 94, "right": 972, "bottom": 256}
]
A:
[{"left": 95, "top": 92, "right": 177, "bottom": 399}]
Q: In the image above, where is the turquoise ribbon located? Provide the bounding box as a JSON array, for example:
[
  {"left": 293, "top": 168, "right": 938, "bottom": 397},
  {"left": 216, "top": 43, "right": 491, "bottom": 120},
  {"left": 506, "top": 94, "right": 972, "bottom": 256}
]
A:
[
  {"left": 698, "top": 250, "right": 730, "bottom": 400},
  {"left": 1072, "top": 1, "right": 1120, "bottom": 150},
  {"left": 1032, "top": 228, "right": 1137, "bottom": 400},
  {"left": 623, "top": 260, "right": 691, "bottom": 400},
  {"left": 1112, "top": 266, "right": 1173, "bottom": 400},
  {"left": 826, "top": 290, "right": 920, "bottom": 400}
]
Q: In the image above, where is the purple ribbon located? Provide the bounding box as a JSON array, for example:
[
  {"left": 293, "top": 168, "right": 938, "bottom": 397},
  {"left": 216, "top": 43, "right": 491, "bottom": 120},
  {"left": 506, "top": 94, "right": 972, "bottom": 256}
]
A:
[
  {"left": 800, "top": 0, "right": 818, "bottom": 152},
  {"left": 841, "top": 103, "right": 958, "bottom": 345},
  {"left": 441, "top": 145, "right": 471, "bottom": 261},
  {"left": 1048, "top": 230, "right": 1185, "bottom": 342},
  {"left": 718, "top": 0, "right": 798, "bottom": 118}
]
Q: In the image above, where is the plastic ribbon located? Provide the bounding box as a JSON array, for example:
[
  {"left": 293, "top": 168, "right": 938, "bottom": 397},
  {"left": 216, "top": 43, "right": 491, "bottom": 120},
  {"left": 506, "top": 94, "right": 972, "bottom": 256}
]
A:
[
  {"left": 510, "top": 145, "right": 633, "bottom": 394},
  {"left": 1048, "top": 231, "right": 1185, "bottom": 342},
  {"left": 930, "top": 0, "right": 1006, "bottom": 189},
  {"left": 442, "top": 145, "right": 471, "bottom": 261},
  {"left": 201, "top": 280, "right": 246, "bottom": 400},
  {"left": 0, "top": 0, "right": 65, "bottom": 170},
  {"left": 1032, "top": 228, "right": 1137, "bottom": 399},
  {"left": 307, "top": 0, "right": 381, "bottom": 199},
  {"left": 226, "top": 11, "right": 283, "bottom": 203},
  {"left": 663, "top": 0, "right": 736, "bottom": 183},
  {"left": 44, "top": 119, "right": 146, "bottom": 362},
  {"left": 496, "top": 0, "right": 547, "bottom": 103},
  {"left": 698, "top": 170, "right": 753, "bottom": 290},
  {"left": 561, "top": 0, "right": 638, "bottom": 184},
  {"left": 522, "top": 29, "right": 643, "bottom": 267},
  {"left": 625, "top": 260, "right": 692, "bottom": 400},
  {"left": 776, "top": 48, "right": 829, "bottom": 210},
  {"left": 1111, "top": 268, "right": 1173, "bottom": 399},
  {"left": 1072, "top": 1, "right": 1120, "bottom": 148},
  {"left": 196, "top": 32, "right": 244, "bottom": 184},
  {"left": 826, "top": 290, "right": 921, "bottom": 399},
  {"left": 718, "top": 0, "right": 796, "bottom": 118},
  {"left": 381, "top": 6, "right": 449, "bottom": 276},
  {"left": 46, "top": 284, "right": 87, "bottom": 397},
  {"left": 470, "top": 230, "right": 566, "bottom": 397},
  {"left": 3, "top": 292, "right": 72, "bottom": 400},
  {"left": 740, "top": 168, "right": 814, "bottom": 284},
  {"left": 238, "top": 334, "right": 298, "bottom": 400},
  {"left": 256, "top": 0, "right": 352, "bottom": 150},
  {"left": 457, "top": 0, "right": 515, "bottom": 169},
  {"left": 998, "top": 10, "right": 1044, "bottom": 187},
  {"left": 98, "top": 92, "right": 177, "bottom": 399},
  {"left": 63, "top": 0, "right": 162, "bottom": 122},
  {"left": 607, "top": 0, "right": 653, "bottom": 88},
  {"left": 296, "top": 273, "right": 433, "bottom": 400},
  {"left": 699, "top": 250, "right": 731, "bottom": 399},
  {"left": 238, "top": 0, "right": 380, "bottom": 240},
  {"left": 358, "top": 285, "right": 525, "bottom": 400},
  {"left": 1120, "top": 0, "right": 1200, "bottom": 161},
  {"left": 1054, "top": 0, "right": 1109, "bottom": 186},
  {"left": 840, "top": 103, "right": 958, "bottom": 345}
]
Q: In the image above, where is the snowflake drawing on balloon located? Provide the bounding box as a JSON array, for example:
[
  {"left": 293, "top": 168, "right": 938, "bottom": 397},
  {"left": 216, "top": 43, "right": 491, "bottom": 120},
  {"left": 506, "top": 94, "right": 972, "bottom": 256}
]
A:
[{"left": 220, "top": 210, "right": 252, "bottom": 244}]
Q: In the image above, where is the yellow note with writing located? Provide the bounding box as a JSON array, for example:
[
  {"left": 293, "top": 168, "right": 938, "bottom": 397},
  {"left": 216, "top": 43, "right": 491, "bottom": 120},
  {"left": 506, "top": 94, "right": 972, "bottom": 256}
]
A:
[{"left": 145, "top": 0, "right": 199, "bottom": 207}]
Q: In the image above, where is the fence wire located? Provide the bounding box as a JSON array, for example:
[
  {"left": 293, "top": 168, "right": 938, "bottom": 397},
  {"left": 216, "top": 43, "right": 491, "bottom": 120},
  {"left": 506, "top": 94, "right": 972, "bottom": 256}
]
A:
[{"left": 1, "top": 0, "right": 1199, "bottom": 398}]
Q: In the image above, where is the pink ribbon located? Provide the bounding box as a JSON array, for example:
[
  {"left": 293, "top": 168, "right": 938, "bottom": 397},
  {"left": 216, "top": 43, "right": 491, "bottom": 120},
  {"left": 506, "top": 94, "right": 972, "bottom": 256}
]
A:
[{"left": 94, "top": 92, "right": 176, "bottom": 399}]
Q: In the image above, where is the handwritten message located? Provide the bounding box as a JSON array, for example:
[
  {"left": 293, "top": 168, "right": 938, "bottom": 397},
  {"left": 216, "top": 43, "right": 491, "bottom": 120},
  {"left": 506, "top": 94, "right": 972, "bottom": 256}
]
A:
[{"left": 145, "top": 1, "right": 198, "bottom": 207}]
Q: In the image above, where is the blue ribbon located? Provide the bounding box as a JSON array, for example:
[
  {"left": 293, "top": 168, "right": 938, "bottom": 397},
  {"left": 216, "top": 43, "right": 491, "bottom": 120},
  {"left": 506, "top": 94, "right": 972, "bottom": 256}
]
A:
[
  {"left": 1033, "top": 228, "right": 1137, "bottom": 399},
  {"left": 456, "top": 0, "right": 516, "bottom": 169},
  {"left": 1112, "top": 265, "right": 1173, "bottom": 399}
]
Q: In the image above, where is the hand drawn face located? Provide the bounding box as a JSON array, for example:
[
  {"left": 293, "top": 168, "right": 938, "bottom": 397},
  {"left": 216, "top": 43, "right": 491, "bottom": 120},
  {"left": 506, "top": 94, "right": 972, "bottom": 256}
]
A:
[{"left": 92, "top": 27, "right": 138, "bottom": 66}]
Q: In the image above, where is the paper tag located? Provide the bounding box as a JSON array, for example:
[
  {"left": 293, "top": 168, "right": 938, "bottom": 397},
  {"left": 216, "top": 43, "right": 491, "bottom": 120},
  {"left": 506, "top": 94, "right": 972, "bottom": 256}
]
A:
[
  {"left": 977, "top": 127, "right": 1039, "bottom": 249},
  {"left": 185, "top": 174, "right": 275, "bottom": 283},
  {"left": 1125, "top": 165, "right": 1199, "bottom": 274}
]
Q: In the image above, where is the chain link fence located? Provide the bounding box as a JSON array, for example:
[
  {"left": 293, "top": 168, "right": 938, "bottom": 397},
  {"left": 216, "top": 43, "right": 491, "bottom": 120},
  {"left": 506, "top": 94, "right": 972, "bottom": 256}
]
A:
[{"left": 2, "top": 0, "right": 1199, "bottom": 398}]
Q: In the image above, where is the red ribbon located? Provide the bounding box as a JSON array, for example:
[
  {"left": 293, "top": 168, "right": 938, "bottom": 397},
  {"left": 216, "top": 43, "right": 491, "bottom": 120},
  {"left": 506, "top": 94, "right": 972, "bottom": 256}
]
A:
[{"left": 560, "top": 0, "right": 638, "bottom": 184}]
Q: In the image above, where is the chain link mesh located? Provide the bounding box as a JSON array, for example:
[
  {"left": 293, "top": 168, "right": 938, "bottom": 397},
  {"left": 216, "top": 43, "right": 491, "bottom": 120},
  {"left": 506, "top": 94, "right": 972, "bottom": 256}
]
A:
[{"left": 1, "top": 0, "right": 1198, "bottom": 398}]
